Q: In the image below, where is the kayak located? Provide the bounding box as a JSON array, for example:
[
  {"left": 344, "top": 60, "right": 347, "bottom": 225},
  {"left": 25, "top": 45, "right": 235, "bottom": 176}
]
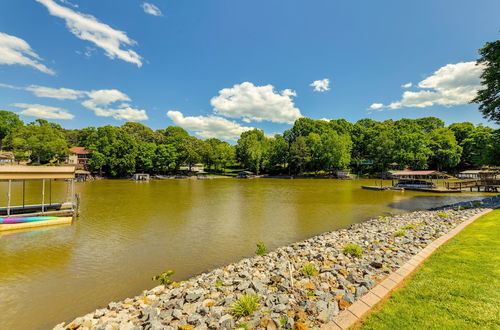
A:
[{"left": 0, "top": 216, "right": 60, "bottom": 224}]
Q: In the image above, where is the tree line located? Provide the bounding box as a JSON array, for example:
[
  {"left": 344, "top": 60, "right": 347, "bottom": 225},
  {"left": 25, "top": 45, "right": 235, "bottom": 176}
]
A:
[{"left": 0, "top": 110, "right": 498, "bottom": 177}]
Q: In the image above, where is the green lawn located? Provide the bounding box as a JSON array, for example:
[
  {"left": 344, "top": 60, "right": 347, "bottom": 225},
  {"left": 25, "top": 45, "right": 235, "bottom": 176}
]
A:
[{"left": 360, "top": 209, "right": 500, "bottom": 330}]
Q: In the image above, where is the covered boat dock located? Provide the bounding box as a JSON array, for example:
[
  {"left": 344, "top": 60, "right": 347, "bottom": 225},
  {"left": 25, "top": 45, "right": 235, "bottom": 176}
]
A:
[{"left": 0, "top": 166, "right": 77, "bottom": 231}]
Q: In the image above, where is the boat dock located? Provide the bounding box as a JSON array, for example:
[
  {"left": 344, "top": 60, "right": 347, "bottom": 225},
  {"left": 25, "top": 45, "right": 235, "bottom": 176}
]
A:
[{"left": 0, "top": 166, "right": 78, "bottom": 232}]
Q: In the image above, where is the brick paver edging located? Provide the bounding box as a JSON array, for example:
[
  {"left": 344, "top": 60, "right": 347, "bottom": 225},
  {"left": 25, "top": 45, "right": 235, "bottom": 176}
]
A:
[{"left": 321, "top": 208, "right": 495, "bottom": 330}]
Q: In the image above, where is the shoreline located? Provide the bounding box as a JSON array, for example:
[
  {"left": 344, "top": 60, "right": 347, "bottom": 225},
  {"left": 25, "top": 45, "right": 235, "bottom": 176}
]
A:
[{"left": 55, "top": 196, "right": 500, "bottom": 330}]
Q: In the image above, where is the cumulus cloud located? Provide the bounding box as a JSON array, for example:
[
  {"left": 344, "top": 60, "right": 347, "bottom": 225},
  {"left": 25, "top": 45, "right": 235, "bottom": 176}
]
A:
[
  {"left": 210, "top": 82, "right": 302, "bottom": 124},
  {"left": 0, "top": 83, "right": 148, "bottom": 121},
  {"left": 310, "top": 78, "right": 330, "bottom": 92},
  {"left": 36, "top": 0, "right": 143, "bottom": 67},
  {"left": 0, "top": 32, "right": 55, "bottom": 74},
  {"left": 369, "top": 103, "right": 384, "bottom": 110},
  {"left": 82, "top": 89, "right": 148, "bottom": 121},
  {"left": 167, "top": 110, "right": 253, "bottom": 140},
  {"left": 26, "top": 85, "right": 86, "bottom": 100},
  {"left": 401, "top": 82, "right": 412, "bottom": 88},
  {"left": 14, "top": 103, "right": 74, "bottom": 119},
  {"left": 371, "top": 61, "right": 485, "bottom": 110},
  {"left": 142, "top": 3, "right": 163, "bottom": 16}
]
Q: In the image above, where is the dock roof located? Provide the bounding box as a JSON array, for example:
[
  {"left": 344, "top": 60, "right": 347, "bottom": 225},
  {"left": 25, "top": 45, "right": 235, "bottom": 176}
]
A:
[
  {"left": 0, "top": 166, "right": 75, "bottom": 180},
  {"left": 392, "top": 170, "right": 450, "bottom": 178}
]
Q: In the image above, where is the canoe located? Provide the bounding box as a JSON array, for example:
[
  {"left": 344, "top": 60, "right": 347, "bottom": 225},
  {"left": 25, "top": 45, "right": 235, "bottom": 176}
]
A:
[{"left": 0, "top": 216, "right": 60, "bottom": 224}]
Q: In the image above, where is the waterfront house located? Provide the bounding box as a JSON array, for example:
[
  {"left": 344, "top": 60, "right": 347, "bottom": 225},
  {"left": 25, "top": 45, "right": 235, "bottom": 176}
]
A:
[
  {"left": 179, "top": 163, "right": 204, "bottom": 173},
  {"left": 67, "top": 147, "right": 91, "bottom": 168},
  {"left": 391, "top": 170, "right": 451, "bottom": 189},
  {"left": 457, "top": 169, "right": 490, "bottom": 179}
]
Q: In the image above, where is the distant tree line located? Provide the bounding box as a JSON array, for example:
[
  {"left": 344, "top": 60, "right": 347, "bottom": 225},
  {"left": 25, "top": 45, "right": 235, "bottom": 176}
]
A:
[{"left": 0, "top": 110, "right": 498, "bottom": 177}]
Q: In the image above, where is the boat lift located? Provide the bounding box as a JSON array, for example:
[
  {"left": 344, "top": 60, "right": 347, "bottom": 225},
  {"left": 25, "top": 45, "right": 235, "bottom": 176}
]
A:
[{"left": 0, "top": 166, "right": 78, "bottom": 218}]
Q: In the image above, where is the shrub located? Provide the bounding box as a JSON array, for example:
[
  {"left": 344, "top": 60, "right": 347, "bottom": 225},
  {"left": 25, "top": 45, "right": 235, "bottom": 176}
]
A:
[
  {"left": 393, "top": 230, "right": 406, "bottom": 237},
  {"left": 343, "top": 243, "right": 363, "bottom": 257},
  {"left": 380, "top": 216, "right": 388, "bottom": 223},
  {"left": 236, "top": 322, "right": 249, "bottom": 329},
  {"left": 472, "top": 201, "right": 482, "bottom": 207},
  {"left": 404, "top": 225, "right": 415, "bottom": 230},
  {"left": 302, "top": 263, "right": 319, "bottom": 276},
  {"left": 255, "top": 241, "right": 268, "bottom": 256},
  {"left": 458, "top": 205, "right": 471, "bottom": 210},
  {"left": 152, "top": 270, "right": 175, "bottom": 286},
  {"left": 437, "top": 212, "right": 448, "bottom": 218},
  {"left": 232, "top": 294, "right": 260, "bottom": 317},
  {"left": 279, "top": 318, "right": 288, "bottom": 327}
]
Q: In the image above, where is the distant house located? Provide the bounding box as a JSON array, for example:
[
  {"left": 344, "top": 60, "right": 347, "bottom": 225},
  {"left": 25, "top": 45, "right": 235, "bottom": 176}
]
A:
[
  {"left": 179, "top": 163, "right": 204, "bottom": 173},
  {"left": 457, "top": 170, "right": 490, "bottom": 179},
  {"left": 0, "top": 152, "right": 14, "bottom": 165},
  {"left": 68, "top": 147, "right": 91, "bottom": 168}
]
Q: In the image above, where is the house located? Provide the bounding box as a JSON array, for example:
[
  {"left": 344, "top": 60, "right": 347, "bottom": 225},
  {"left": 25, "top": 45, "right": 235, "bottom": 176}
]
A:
[
  {"left": 0, "top": 152, "right": 15, "bottom": 165},
  {"left": 68, "top": 147, "right": 91, "bottom": 168},
  {"left": 179, "top": 163, "right": 204, "bottom": 173},
  {"left": 457, "top": 170, "right": 490, "bottom": 179}
]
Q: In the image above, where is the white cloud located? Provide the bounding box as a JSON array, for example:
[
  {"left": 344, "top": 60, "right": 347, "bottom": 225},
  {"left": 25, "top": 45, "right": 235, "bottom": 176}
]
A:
[
  {"left": 371, "top": 61, "right": 485, "bottom": 110},
  {"left": 82, "top": 89, "right": 148, "bottom": 121},
  {"left": 142, "top": 3, "right": 163, "bottom": 16},
  {"left": 369, "top": 103, "right": 384, "bottom": 110},
  {"left": 310, "top": 78, "right": 330, "bottom": 92},
  {"left": 167, "top": 110, "right": 253, "bottom": 140},
  {"left": 0, "top": 32, "right": 55, "bottom": 75},
  {"left": 401, "top": 82, "right": 412, "bottom": 88},
  {"left": 59, "top": 0, "right": 78, "bottom": 8},
  {"left": 0, "top": 83, "right": 148, "bottom": 121},
  {"left": 14, "top": 103, "right": 74, "bottom": 119},
  {"left": 36, "top": 0, "right": 143, "bottom": 67},
  {"left": 210, "top": 82, "right": 302, "bottom": 124},
  {"left": 26, "top": 85, "right": 86, "bottom": 100}
]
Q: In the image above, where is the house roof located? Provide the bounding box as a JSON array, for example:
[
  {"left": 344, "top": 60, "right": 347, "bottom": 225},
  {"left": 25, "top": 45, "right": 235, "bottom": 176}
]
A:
[
  {"left": 460, "top": 170, "right": 492, "bottom": 174},
  {"left": 69, "top": 147, "right": 91, "bottom": 155}
]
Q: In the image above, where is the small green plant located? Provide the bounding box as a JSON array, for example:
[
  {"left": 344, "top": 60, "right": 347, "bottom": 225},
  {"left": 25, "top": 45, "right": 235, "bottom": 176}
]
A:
[
  {"left": 152, "top": 270, "right": 175, "bottom": 286},
  {"left": 302, "top": 263, "right": 318, "bottom": 276},
  {"left": 404, "top": 224, "right": 415, "bottom": 230},
  {"left": 437, "top": 212, "right": 448, "bottom": 218},
  {"left": 472, "top": 201, "right": 482, "bottom": 207},
  {"left": 236, "top": 322, "right": 249, "bottom": 329},
  {"left": 380, "top": 216, "right": 388, "bottom": 223},
  {"left": 231, "top": 294, "right": 260, "bottom": 317},
  {"left": 306, "top": 291, "right": 316, "bottom": 297},
  {"left": 255, "top": 241, "right": 268, "bottom": 256},
  {"left": 458, "top": 205, "right": 471, "bottom": 210},
  {"left": 393, "top": 230, "right": 406, "bottom": 237},
  {"left": 280, "top": 318, "right": 288, "bottom": 327},
  {"left": 343, "top": 243, "right": 363, "bottom": 257},
  {"left": 215, "top": 280, "right": 223, "bottom": 287}
]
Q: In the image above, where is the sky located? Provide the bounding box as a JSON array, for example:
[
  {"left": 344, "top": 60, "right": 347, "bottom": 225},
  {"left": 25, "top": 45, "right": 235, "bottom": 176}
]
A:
[{"left": 0, "top": 0, "right": 498, "bottom": 141}]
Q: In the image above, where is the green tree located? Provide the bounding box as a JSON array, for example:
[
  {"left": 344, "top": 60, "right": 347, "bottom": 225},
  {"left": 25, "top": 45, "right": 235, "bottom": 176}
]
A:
[
  {"left": 122, "top": 122, "right": 156, "bottom": 143},
  {"left": 461, "top": 126, "right": 497, "bottom": 167},
  {"left": 136, "top": 142, "right": 157, "bottom": 173},
  {"left": 88, "top": 151, "right": 106, "bottom": 176},
  {"left": 0, "top": 110, "right": 23, "bottom": 152},
  {"left": 267, "top": 134, "right": 289, "bottom": 173},
  {"left": 6, "top": 119, "right": 67, "bottom": 164},
  {"left": 428, "top": 128, "right": 462, "bottom": 170},
  {"left": 236, "top": 129, "right": 269, "bottom": 174},
  {"left": 154, "top": 144, "right": 177, "bottom": 173},
  {"left": 290, "top": 136, "right": 310, "bottom": 174},
  {"left": 471, "top": 40, "right": 500, "bottom": 123}
]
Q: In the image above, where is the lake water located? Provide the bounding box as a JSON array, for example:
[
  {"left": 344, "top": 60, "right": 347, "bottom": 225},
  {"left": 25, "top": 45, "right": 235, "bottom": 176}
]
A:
[{"left": 0, "top": 179, "right": 491, "bottom": 329}]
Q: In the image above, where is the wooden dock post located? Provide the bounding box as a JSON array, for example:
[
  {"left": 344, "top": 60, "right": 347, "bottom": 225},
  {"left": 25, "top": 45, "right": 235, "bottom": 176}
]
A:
[{"left": 41, "top": 179, "right": 45, "bottom": 214}]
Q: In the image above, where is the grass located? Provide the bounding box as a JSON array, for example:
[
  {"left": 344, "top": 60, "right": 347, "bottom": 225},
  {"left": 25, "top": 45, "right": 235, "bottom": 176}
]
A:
[
  {"left": 343, "top": 243, "right": 363, "bottom": 257},
  {"left": 255, "top": 241, "right": 268, "bottom": 256},
  {"left": 393, "top": 230, "right": 406, "bottom": 237},
  {"left": 231, "top": 294, "right": 260, "bottom": 317},
  {"left": 360, "top": 210, "right": 500, "bottom": 330},
  {"left": 302, "top": 263, "right": 319, "bottom": 276},
  {"left": 437, "top": 211, "right": 449, "bottom": 218}
]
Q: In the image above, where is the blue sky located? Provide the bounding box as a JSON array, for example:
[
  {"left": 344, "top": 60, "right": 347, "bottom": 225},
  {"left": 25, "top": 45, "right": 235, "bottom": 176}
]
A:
[{"left": 0, "top": 0, "right": 498, "bottom": 140}]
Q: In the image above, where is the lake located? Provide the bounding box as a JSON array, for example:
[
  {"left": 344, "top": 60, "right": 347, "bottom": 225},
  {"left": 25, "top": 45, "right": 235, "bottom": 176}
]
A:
[{"left": 0, "top": 178, "right": 491, "bottom": 329}]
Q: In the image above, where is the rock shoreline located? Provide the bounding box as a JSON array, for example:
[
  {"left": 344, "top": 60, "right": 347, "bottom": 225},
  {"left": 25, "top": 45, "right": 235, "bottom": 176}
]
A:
[{"left": 56, "top": 196, "right": 499, "bottom": 330}]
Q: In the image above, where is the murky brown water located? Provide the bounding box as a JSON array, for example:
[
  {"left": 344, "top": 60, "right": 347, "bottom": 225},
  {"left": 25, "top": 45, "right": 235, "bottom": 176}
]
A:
[{"left": 0, "top": 179, "right": 491, "bottom": 329}]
